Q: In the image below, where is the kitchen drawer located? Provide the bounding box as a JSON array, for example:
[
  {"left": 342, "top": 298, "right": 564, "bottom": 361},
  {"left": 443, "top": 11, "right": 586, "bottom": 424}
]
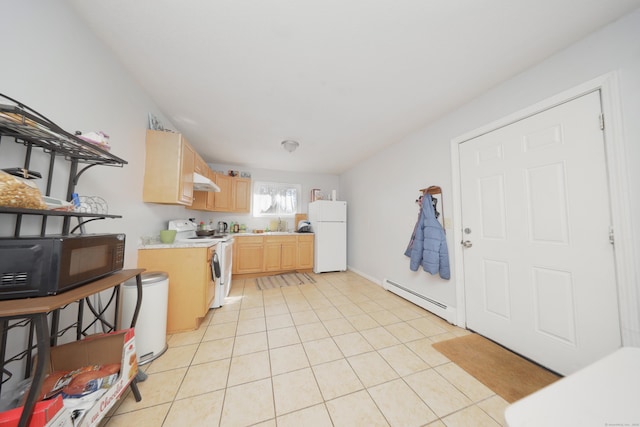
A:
[
  {"left": 235, "top": 235, "right": 264, "bottom": 244},
  {"left": 264, "top": 235, "right": 296, "bottom": 243}
]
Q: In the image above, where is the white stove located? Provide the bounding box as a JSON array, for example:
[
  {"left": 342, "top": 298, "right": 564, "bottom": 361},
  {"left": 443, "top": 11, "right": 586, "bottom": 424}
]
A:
[{"left": 168, "top": 219, "right": 234, "bottom": 308}]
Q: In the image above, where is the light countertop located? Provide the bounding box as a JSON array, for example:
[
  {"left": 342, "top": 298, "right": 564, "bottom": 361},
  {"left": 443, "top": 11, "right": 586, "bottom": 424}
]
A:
[
  {"left": 232, "top": 232, "right": 314, "bottom": 236},
  {"left": 138, "top": 240, "right": 221, "bottom": 250},
  {"left": 138, "top": 231, "right": 314, "bottom": 250}
]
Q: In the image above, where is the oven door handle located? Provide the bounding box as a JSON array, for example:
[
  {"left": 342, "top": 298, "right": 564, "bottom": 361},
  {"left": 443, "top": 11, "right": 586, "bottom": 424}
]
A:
[{"left": 211, "top": 251, "right": 221, "bottom": 279}]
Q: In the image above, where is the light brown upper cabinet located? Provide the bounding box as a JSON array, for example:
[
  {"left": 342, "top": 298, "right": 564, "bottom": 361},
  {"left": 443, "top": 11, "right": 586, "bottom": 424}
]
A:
[
  {"left": 212, "top": 173, "right": 233, "bottom": 211},
  {"left": 189, "top": 168, "right": 216, "bottom": 211},
  {"left": 233, "top": 177, "right": 251, "bottom": 213},
  {"left": 143, "top": 129, "right": 195, "bottom": 205},
  {"left": 194, "top": 151, "right": 209, "bottom": 176},
  {"left": 189, "top": 172, "right": 251, "bottom": 213}
]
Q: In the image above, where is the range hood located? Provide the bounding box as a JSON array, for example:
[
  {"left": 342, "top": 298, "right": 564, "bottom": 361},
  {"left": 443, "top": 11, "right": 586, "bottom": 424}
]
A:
[{"left": 193, "top": 172, "right": 221, "bottom": 192}]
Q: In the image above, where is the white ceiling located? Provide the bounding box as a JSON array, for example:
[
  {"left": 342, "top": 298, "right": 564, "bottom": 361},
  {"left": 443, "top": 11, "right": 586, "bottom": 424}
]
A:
[{"left": 69, "top": 0, "right": 640, "bottom": 174}]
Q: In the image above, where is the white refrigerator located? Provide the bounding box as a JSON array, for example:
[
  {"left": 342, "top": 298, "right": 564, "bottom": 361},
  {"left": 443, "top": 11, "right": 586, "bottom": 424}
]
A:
[{"left": 308, "top": 200, "right": 347, "bottom": 273}]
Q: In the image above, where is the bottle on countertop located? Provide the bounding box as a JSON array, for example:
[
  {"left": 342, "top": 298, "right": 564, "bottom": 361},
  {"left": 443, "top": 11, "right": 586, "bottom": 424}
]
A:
[
  {"left": 229, "top": 221, "right": 235, "bottom": 233},
  {"left": 233, "top": 223, "right": 240, "bottom": 233}
]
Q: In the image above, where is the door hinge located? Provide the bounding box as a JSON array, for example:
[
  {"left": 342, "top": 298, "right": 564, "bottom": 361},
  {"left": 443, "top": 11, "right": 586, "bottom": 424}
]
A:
[
  {"left": 609, "top": 226, "right": 615, "bottom": 245},
  {"left": 599, "top": 114, "right": 605, "bottom": 130}
]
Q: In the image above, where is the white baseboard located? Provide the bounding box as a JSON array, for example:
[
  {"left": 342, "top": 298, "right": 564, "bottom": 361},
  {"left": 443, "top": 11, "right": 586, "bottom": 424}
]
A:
[{"left": 382, "top": 278, "right": 456, "bottom": 324}]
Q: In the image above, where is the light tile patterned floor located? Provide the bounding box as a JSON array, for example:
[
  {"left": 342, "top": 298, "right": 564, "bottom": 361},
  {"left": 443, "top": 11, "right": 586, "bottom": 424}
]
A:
[{"left": 102, "top": 271, "right": 509, "bottom": 427}]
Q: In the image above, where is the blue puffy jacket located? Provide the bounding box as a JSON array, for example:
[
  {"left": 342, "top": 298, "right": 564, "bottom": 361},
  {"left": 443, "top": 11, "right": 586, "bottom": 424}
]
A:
[{"left": 404, "top": 194, "right": 450, "bottom": 280}]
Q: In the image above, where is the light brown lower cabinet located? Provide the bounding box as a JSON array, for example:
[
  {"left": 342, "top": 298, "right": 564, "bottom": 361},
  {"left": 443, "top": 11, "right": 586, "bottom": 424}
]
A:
[
  {"left": 233, "top": 234, "right": 314, "bottom": 277},
  {"left": 137, "top": 246, "right": 216, "bottom": 333},
  {"left": 264, "top": 236, "right": 297, "bottom": 272},
  {"left": 234, "top": 236, "right": 265, "bottom": 274},
  {"left": 297, "top": 234, "right": 314, "bottom": 269}
]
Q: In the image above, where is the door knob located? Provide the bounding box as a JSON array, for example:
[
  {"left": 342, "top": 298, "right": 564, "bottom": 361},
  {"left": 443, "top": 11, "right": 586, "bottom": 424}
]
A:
[{"left": 461, "top": 240, "right": 473, "bottom": 248}]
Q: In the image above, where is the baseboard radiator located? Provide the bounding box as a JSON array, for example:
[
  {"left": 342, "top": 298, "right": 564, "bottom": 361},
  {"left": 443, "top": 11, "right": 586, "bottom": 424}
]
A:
[{"left": 382, "top": 278, "right": 456, "bottom": 324}]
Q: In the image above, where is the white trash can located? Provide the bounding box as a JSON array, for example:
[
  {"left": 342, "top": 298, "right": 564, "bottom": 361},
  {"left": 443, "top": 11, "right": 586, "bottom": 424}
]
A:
[{"left": 121, "top": 271, "right": 169, "bottom": 365}]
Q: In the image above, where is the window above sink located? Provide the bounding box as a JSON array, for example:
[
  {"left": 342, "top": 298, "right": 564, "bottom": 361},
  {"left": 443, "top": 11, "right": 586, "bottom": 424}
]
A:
[{"left": 253, "top": 181, "right": 300, "bottom": 218}]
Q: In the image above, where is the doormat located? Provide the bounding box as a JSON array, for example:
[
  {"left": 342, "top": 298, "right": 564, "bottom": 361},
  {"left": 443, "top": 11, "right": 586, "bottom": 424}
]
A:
[
  {"left": 256, "top": 272, "right": 316, "bottom": 290},
  {"left": 432, "top": 333, "right": 561, "bottom": 403}
]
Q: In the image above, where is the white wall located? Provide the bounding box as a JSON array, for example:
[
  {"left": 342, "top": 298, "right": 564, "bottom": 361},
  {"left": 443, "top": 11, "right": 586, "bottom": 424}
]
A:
[
  {"left": 0, "top": 2, "right": 193, "bottom": 393},
  {"left": 0, "top": 1, "right": 191, "bottom": 269},
  {"left": 0, "top": 3, "right": 340, "bottom": 394},
  {"left": 0, "top": 3, "right": 339, "bottom": 264},
  {"left": 340, "top": 9, "right": 640, "bottom": 339}
]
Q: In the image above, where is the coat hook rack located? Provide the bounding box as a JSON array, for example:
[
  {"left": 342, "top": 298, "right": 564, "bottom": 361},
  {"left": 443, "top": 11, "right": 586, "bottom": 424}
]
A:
[
  {"left": 420, "top": 185, "right": 442, "bottom": 196},
  {"left": 417, "top": 186, "right": 443, "bottom": 224}
]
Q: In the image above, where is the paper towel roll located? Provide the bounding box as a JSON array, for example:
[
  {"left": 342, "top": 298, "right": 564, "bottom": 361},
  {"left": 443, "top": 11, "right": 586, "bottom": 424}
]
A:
[{"left": 331, "top": 190, "right": 337, "bottom": 201}]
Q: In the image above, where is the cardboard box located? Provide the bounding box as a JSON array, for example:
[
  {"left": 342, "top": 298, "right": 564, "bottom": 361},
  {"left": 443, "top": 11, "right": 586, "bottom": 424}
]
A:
[
  {"left": 45, "top": 329, "right": 138, "bottom": 427},
  {"left": 44, "top": 407, "right": 73, "bottom": 427},
  {"left": 0, "top": 396, "right": 69, "bottom": 427}
]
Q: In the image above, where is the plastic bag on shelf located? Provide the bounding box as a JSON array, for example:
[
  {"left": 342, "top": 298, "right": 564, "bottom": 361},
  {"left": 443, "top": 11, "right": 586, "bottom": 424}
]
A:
[
  {"left": 0, "top": 170, "right": 48, "bottom": 210},
  {"left": 77, "top": 131, "right": 111, "bottom": 151}
]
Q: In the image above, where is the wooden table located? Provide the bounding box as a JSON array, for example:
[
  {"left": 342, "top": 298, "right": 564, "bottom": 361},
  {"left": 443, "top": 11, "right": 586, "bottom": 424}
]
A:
[{"left": 0, "top": 268, "right": 145, "bottom": 427}]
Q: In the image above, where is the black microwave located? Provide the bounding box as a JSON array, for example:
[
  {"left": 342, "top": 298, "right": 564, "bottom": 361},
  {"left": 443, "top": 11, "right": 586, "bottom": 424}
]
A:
[{"left": 0, "top": 234, "right": 125, "bottom": 300}]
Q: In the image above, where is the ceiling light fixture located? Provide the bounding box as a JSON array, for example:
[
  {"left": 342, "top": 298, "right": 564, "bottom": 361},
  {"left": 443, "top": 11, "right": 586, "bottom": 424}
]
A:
[{"left": 281, "top": 140, "right": 299, "bottom": 153}]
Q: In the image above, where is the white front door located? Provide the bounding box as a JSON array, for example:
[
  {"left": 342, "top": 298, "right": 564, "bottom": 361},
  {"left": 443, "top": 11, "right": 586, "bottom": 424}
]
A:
[{"left": 459, "top": 90, "right": 621, "bottom": 375}]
